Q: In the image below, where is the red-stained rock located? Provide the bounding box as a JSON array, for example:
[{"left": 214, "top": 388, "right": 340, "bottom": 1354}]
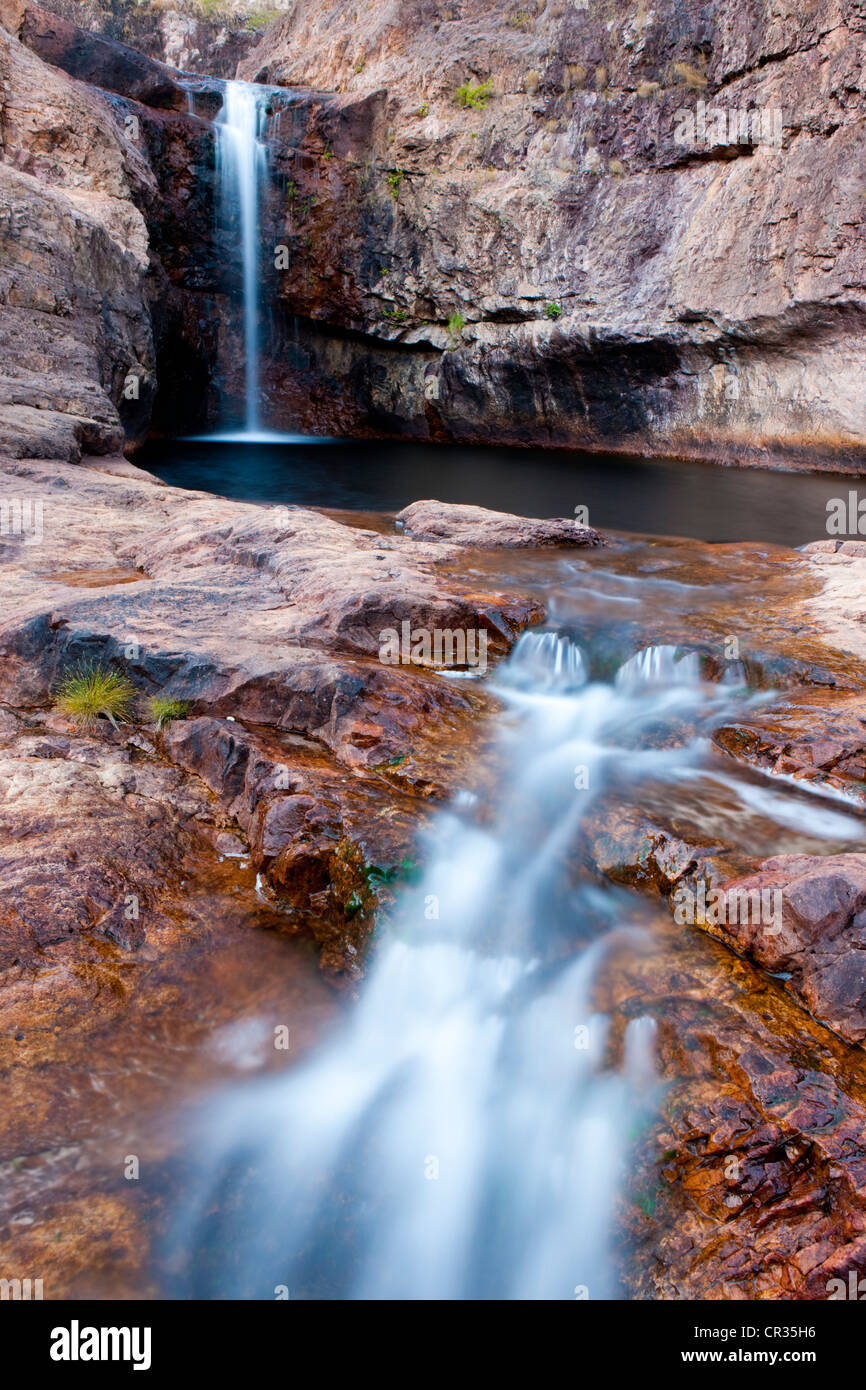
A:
[
  {"left": 0, "top": 457, "right": 542, "bottom": 967},
  {"left": 703, "top": 855, "right": 866, "bottom": 1046}
]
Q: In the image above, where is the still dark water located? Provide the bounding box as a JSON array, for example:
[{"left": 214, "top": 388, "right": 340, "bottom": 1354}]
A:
[{"left": 141, "top": 436, "right": 859, "bottom": 547}]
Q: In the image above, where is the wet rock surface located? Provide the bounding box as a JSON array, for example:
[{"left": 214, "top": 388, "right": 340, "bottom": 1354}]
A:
[
  {"left": 5, "top": 0, "right": 866, "bottom": 1303},
  {"left": 0, "top": 456, "right": 560, "bottom": 1295},
  {"left": 3, "top": 463, "right": 866, "bottom": 1298},
  {"left": 599, "top": 912, "right": 866, "bottom": 1301},
  {"left": 708, "top": 855, "right": 866, "bottom": 1046},
  {"left": 0, "top": 454, "right": 547, "bottom": 981}
]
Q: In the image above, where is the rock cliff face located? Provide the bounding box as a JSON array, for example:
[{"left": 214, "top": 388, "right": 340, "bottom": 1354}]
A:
[
  {"left": 0, "top": 3, "right": 232, "bottom": 457},
  {"left": 3, "top": 0, "right": 865, "bottom": 465},
  {"left": 36, "top": 0, "right": 261, "bottom": 78},
  {"left": 232, "top": 0, "right": 866, "bottom": 465}
]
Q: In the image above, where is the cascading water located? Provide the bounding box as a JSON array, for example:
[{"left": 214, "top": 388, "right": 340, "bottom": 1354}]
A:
[
  {"left": 217, "top": 82, "right": 269, "bottom": 436},
  {"left": 167, "top": 628, "right": 761, "bottom": 1300},
  {"left": 615, "top": 643, "right": 702, "bottom": 690}
]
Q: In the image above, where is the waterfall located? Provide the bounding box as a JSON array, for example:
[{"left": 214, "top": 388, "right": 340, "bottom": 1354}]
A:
[
  {"left": 165, "top": 635, "right": 755, "bottom": 1300},
  {"left": 217, "top": 82, "right": 269, "bottom": 436},
  {"left": 615, "top": 643, "right": 703, "bottom": 690}
]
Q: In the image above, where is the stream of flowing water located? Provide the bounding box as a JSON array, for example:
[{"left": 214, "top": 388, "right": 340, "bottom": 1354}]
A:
[
  {"left": 168, "top": 627, "right": 773, "bottom": 1299},
  {"left": 216, "top": 81, "right": 269, "bottom": 437}
]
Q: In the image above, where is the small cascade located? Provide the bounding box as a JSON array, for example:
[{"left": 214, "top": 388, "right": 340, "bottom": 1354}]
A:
[
  {"left": 615, "top": 643, "right": 702, "bottom": 690},
  {"left": 165, "top": 627, "right": 770, "bottom": 1301},
  {"left": 502, "top": 628, "right": 588, "bottom": 691},
  {"left": 216, "top": 81, "right": 269, "bottom": 435}
]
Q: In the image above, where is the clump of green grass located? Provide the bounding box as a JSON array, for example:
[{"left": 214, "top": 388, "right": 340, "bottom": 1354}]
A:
[
  {"left": 544, "top": 300, "right": 563, "bottom": 319},
  {"left": 54, "top": 660, "right": 136, "bottom": 731},
  {"left": 386, "top": 168, "right": 405, "bottom": 199},
  {"left": 245, "top": 8, "right": 281, "bottom": 32},
  {"left": 455, "top": 79, "right": 493, "bottom": 109},
  {"left": 447, "top": 310, "right": 467, "bottom": 339},
  {"left": 149, "top": 696, "right": 191, "bottom": 731}
]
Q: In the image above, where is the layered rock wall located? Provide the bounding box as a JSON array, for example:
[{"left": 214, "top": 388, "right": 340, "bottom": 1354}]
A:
[
  {"left": 235, "top": 0, "right": 866, "bottom": 465},
  {"left": 0, "top": 4, "right": 229, "bottom": 457}
]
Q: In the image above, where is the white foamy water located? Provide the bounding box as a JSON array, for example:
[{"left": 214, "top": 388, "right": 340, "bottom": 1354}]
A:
[
  {"left": 615, "top": 643, "right": 703, "bottom": 690},
  {"left": 217, "top": 82, "right": 269, "bottom": 434},
  {"left": 168, "top": 636, "right": 760, "bottom": 1299}
]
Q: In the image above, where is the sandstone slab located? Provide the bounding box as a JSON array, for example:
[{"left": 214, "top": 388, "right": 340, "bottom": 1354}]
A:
[{"left": 395, "top": 499, "right": 601, "bottom": 548}]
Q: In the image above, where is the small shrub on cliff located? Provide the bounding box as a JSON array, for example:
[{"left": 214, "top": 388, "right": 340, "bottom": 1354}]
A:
[
  {"left": 544, "top": 300, "right": 563, "bottom": 320},
  {"left": 55, "top": 660, "right": 136, "bottom": 731},
  {"left": 246, "top": 9, "right": 281, "bottom": 32},
  {"left": 149, "top": 696, "right": 191, "bottom": 731},
  {"left": 386, "top": 169, "right": 405, "bottom": 199},
  {"left": 672, "top": 61, "right": 708, "bottom": 90},
  {"left": 455, "top": 80, "right": 493, "bottom": 110},
  {"left": 447, "top": 310, "right": 467, "bottom": 340}
]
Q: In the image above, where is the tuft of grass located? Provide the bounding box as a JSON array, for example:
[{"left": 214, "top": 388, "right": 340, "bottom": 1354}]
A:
[
  {"left": 673, "top": 60, "right": 708, "bottom": 90},
  {"left": 149, "top": 696, "right": 191, "bottom": 731},
  {"left": 455, "top": 79, "right": 493, "bottom": 109},
  {"left": 447, "top": 310, "right": 467, "bottom": 339},
  {"left": 386, "top": 168, "right": 405, "bottom": 199},
  {"left": 245, "top": 8, "right": 281, "bottom": 32},
  {"left": 544, "top": 300, "right": 563, "bottom": 319},
  {"left": 54, "top": 660, "right": 136, "bottom": 731}
]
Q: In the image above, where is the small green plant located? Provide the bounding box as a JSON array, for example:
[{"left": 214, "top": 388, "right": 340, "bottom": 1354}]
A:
[
  {"left": 455, "top": 79, "right": 494, "bottom": 110},
  {"left": 509, "top": 9, "right": 532, "bottom": 28},
  {"left": 354, "top": 56, "right": 366, "bottom": 73},
  {"left": 383, "top": 305, "right": 407, "bottom": 322},
  {"left": 364, "top": 859, "right": 421, "bottom": 887},
  {"left": 416, "top": 102, "right": 429, "bottom": 117},
  {"left": 447, "top": 310, "right": 467, "bottom": 338},
  {"left": 54, "top": 660, "right": 136, "bottom": 731},
  {"left": 544, "top": 300, "right": 563, "bottom": 319},
  {"left": 386, "top": 168, "right": 405, "bottom": 199},
  {"left": 245, "top": 8, "right": 281, "bottom": 32},
  {"left": 321, "top": 141, "right": 334, "bottom": 161},
  {"left": 371, "top": 751, "right": 409, "bottom": 771},
  {"left": 149, "top": 696, "right": 191, "bottom": 731}
]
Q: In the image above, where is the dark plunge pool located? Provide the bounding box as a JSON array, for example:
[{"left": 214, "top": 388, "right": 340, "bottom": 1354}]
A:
[{"left": 140, "top": 435, "right": 862, "bottom": 548}]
